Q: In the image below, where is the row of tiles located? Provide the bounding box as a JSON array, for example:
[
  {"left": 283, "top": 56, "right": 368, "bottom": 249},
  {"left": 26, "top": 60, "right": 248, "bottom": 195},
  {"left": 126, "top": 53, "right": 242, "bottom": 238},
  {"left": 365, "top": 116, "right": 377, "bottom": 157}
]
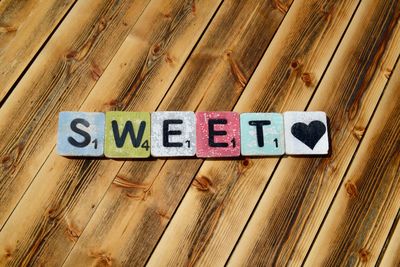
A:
[{"left": 57, "top": 111, "right": 329, "bottom": 158}]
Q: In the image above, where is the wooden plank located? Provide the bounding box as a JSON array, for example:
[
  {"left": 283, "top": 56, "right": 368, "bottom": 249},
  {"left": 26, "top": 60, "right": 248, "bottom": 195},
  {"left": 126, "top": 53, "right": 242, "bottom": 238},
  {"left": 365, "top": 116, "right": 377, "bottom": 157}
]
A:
[
  {"left": 62, "top": 0, "right": 294, "bottom": 265},
  {"left": 0, "top": 0, "right": 76, "bottom": 102},
  {"left": 304, "top": 62, "right": 400, "bottom": 266},
  {"left": 0, "top": 0, "right": 151, "bottom": 228},
  {"left": 379, "top": 212, "right": 400, "bottom": 267},
  {"left": 0, "top": 0, "right": 222, "bottom": 265},
  {"left": 227, "top": 0, "right": 400, "bottom": 266},
  {"left": 144, "top": 0, "right": 379, "bottom": 265}
]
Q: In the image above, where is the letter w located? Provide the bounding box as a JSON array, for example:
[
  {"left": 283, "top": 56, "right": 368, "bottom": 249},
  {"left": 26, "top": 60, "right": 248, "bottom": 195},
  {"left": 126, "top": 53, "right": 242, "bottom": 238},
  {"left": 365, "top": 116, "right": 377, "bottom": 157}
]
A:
[{"left": 112, "top": 120, "right": 146, "bottom": 148}]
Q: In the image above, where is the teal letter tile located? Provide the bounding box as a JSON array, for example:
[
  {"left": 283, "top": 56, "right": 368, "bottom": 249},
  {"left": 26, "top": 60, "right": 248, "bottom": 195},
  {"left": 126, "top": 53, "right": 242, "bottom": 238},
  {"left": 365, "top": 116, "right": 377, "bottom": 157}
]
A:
[{"left": 240, "top": 113, "right": 284, "bottom": 156}]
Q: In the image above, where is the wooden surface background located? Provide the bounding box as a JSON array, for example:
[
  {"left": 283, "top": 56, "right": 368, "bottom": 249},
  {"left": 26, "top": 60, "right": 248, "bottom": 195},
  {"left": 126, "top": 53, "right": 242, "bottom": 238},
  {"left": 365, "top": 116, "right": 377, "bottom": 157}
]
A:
[{"left": 0, "top": 0, "right": 399, "bottom": 266}]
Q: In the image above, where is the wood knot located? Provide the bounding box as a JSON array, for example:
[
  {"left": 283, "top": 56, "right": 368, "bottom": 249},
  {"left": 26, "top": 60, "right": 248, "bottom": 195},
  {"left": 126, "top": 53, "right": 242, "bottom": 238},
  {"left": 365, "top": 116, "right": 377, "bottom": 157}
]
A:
[
  {"left": 242, "top": 159, "right": 250, "bottom": 167},
  {"left": 238, "top": 158, "right": 253, "bottom": 173},
  {"left": 358, "top": 248, "right": 370, "bottom": 262},
  {"left": 224, "top": 50, "right": 247, "bottom": 88},
  {"left": 66, "top": 38, "right": 93, "bottom": 62},
  {"left": 347, "top": 102, "right": 360, "bottom": 121},
  {"left": 271, "top": 0, "right": 289, "bottom": 14},
  {"left": 48, "top": 208, "right": 58, "bottom": 219},
  {"left": 156, "top": 210, "right": 171, "bottom": 221},
  {"left": 0, "top": 25, "right": 17, "bottom": 33},
  {"left": 152, "top": 43, "right": 161, "bottom": 56},
  {"left": 344, "top": 180, "right": 358, "bottom": 198},
  {"left": 1, "top": 143, "right": 24, "bottom": 171},
  {"left": 352, "top": 126, "right": 365, "bottom": 141},
  {"left": 66, "top": 223, "right": 81, "bottom": 242},
  {"left": 126, "top": 190, "right": 151, "bottom": 201},
  {"left": 124, "top": 176, "right": 152, "bottom": 201},
  {"left": 89, "top": 250, "right": 113, "bottom": 266},
  {"left": 14, "top": 142, "right": 25, "bottom": 155},
  {"left": 97, "top": 17, "right": 107, "bottom": 33},
  {"left": 223, "top": 49, "right": 233, "bottom": 59},
  {"left": 383, "top": 68, "right": 392, "bottom": 79},
  {"left": 191, "top": 1, "right": 196, "bottom": 13},
  {"left": 192, "top": 176, "right": 213, "bottom": 192},
  {"left": 165, "top": 54, "right": 175, "bottom": 65},
  {"left": 113, "top": 175, "right": 148, "bottom": 189},
  {"left": 4, "top": 248, "right": 13, "bottom": 259},
  {"left": 106, "top": 99, "right": 124, "bottom": 110},
  {"left": 66, "top": 51, "right": 78, "bottom": 60},
  {"left": 301, "top": 72, "right": 314, "bottom": 87},
  {"left": 1, "top": 155, "right": 13, "bottom": 168},
  {"left": 320, "top": 2, "right": 334, "bottom": 18},
  {"left": 290, "top": 60, "right": 300, "bottom": 70},
  {"left": 90, "top": 62, "right": 103, "bottom": 81}
]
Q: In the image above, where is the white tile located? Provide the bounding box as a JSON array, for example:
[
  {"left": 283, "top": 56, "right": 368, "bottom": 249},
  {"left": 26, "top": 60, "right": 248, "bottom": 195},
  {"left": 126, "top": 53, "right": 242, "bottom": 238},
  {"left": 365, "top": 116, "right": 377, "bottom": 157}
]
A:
[
  {"left": 151, "top": 111, "right": 196, "bottom": 157},
  {"left": 284, "top": 111, "right": 329, "bottom": 155}
]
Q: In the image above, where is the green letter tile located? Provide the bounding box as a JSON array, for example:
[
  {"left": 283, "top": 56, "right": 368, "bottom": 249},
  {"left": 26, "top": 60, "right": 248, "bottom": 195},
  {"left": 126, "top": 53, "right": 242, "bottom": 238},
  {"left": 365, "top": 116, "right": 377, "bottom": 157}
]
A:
[{"left": 104, "top": 112, "right": 150, "bottom": 158}]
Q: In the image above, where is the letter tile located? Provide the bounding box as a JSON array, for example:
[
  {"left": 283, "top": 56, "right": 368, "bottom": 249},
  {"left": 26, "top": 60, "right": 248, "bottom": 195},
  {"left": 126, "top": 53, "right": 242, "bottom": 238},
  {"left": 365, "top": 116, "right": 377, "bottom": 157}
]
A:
[
  {"left": 240, "top": 113, "right": 284, "bottom": 156},
  {"left": 151, "top": 111, "right": 196, "bottom": 157},
  {"left": 196, "top": 112, "right": 240, "bottom": 157},
  {"left": 57, "top": 111, "right": 105, "bottom": 157},
  {"left": 284, "top": 111, "right": 329, "bottom": 155},
  {"left": 104, "top": 111, "right": 150, "bottom": 158}
]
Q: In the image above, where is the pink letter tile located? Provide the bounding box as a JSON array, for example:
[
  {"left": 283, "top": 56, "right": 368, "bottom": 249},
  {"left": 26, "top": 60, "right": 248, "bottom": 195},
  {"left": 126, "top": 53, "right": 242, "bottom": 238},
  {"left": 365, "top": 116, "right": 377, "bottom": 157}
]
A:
[{"left": 196, "top": 112, "right": 240, "bottom": 157}]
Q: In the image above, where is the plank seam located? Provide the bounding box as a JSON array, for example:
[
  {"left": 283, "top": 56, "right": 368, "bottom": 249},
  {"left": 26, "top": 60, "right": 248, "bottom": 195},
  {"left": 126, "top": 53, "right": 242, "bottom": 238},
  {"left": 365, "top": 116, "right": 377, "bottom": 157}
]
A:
[{"left": 375, "top": 209, "right": 400, "bottom": 265}]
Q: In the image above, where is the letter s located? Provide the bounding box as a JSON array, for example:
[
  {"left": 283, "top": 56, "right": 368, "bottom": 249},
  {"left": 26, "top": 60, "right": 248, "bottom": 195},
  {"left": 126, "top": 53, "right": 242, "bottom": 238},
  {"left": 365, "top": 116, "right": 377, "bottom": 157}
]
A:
[{"left": 68, "top": 118, "right": 91, "bottom": 147}]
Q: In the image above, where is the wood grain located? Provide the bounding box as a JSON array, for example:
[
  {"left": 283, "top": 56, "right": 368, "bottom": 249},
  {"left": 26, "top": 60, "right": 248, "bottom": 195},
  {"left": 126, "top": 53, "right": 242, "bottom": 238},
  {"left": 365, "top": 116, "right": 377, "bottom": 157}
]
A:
[
  {"left": 147, "top": 0, "right": 369, "bottom": 266},
  {"left": 62, "top": 0, "right": 293, "bottom": 265},
  {"left": 304, "top": 62, "right": 400, "bottom": 266},
  {"left": 379, "top": 211, "right": 400, "bottom": 267},
  {"left": 0, "top": 0, "right": 76, "bottom": 102},
  {"left": 0, "top": 0, "right": 150, "bottom": 229},
  {"left": 0, "top": 0, "right": 221, "bottom": 265},
  {"left": 1, "top": 0, "right": 398, "bottom": 265},
  {"left": 229, "top": 0, "right": 400, "bottom": 266}
]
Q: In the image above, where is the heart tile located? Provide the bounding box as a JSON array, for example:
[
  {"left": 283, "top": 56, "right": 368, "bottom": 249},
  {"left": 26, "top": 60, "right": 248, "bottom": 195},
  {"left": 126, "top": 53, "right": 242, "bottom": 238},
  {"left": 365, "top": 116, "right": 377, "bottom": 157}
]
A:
[{"left": 284, "top": 111, "right": 329, "bottom": 155}]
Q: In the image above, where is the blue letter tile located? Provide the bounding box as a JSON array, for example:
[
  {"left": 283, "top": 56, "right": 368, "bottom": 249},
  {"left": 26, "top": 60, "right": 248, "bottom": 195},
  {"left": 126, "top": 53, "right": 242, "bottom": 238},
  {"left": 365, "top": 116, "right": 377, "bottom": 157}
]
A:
[{"left": 57, "top": 112, "right": 105, "bottom": 157}]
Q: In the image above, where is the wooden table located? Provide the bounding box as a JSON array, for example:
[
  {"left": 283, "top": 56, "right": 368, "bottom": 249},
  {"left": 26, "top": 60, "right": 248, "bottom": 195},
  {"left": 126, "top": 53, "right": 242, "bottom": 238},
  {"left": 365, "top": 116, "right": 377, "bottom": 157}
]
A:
[{"left": 0, "top": 0, "right": 399, "bottom": 266}]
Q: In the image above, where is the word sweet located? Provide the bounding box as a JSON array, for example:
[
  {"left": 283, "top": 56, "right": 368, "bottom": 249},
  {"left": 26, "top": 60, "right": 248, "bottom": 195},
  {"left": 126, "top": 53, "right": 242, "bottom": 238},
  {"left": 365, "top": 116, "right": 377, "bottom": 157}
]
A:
[{"left": 57, "top": 111, "right": 329, "bottom": 158}]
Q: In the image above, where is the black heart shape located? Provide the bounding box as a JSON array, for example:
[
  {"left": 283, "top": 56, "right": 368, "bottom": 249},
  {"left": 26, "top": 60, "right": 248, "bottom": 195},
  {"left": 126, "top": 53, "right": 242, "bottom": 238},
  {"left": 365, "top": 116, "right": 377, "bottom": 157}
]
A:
[{"left": 291, "top": 121, "right": 326, "bottom": 149}]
